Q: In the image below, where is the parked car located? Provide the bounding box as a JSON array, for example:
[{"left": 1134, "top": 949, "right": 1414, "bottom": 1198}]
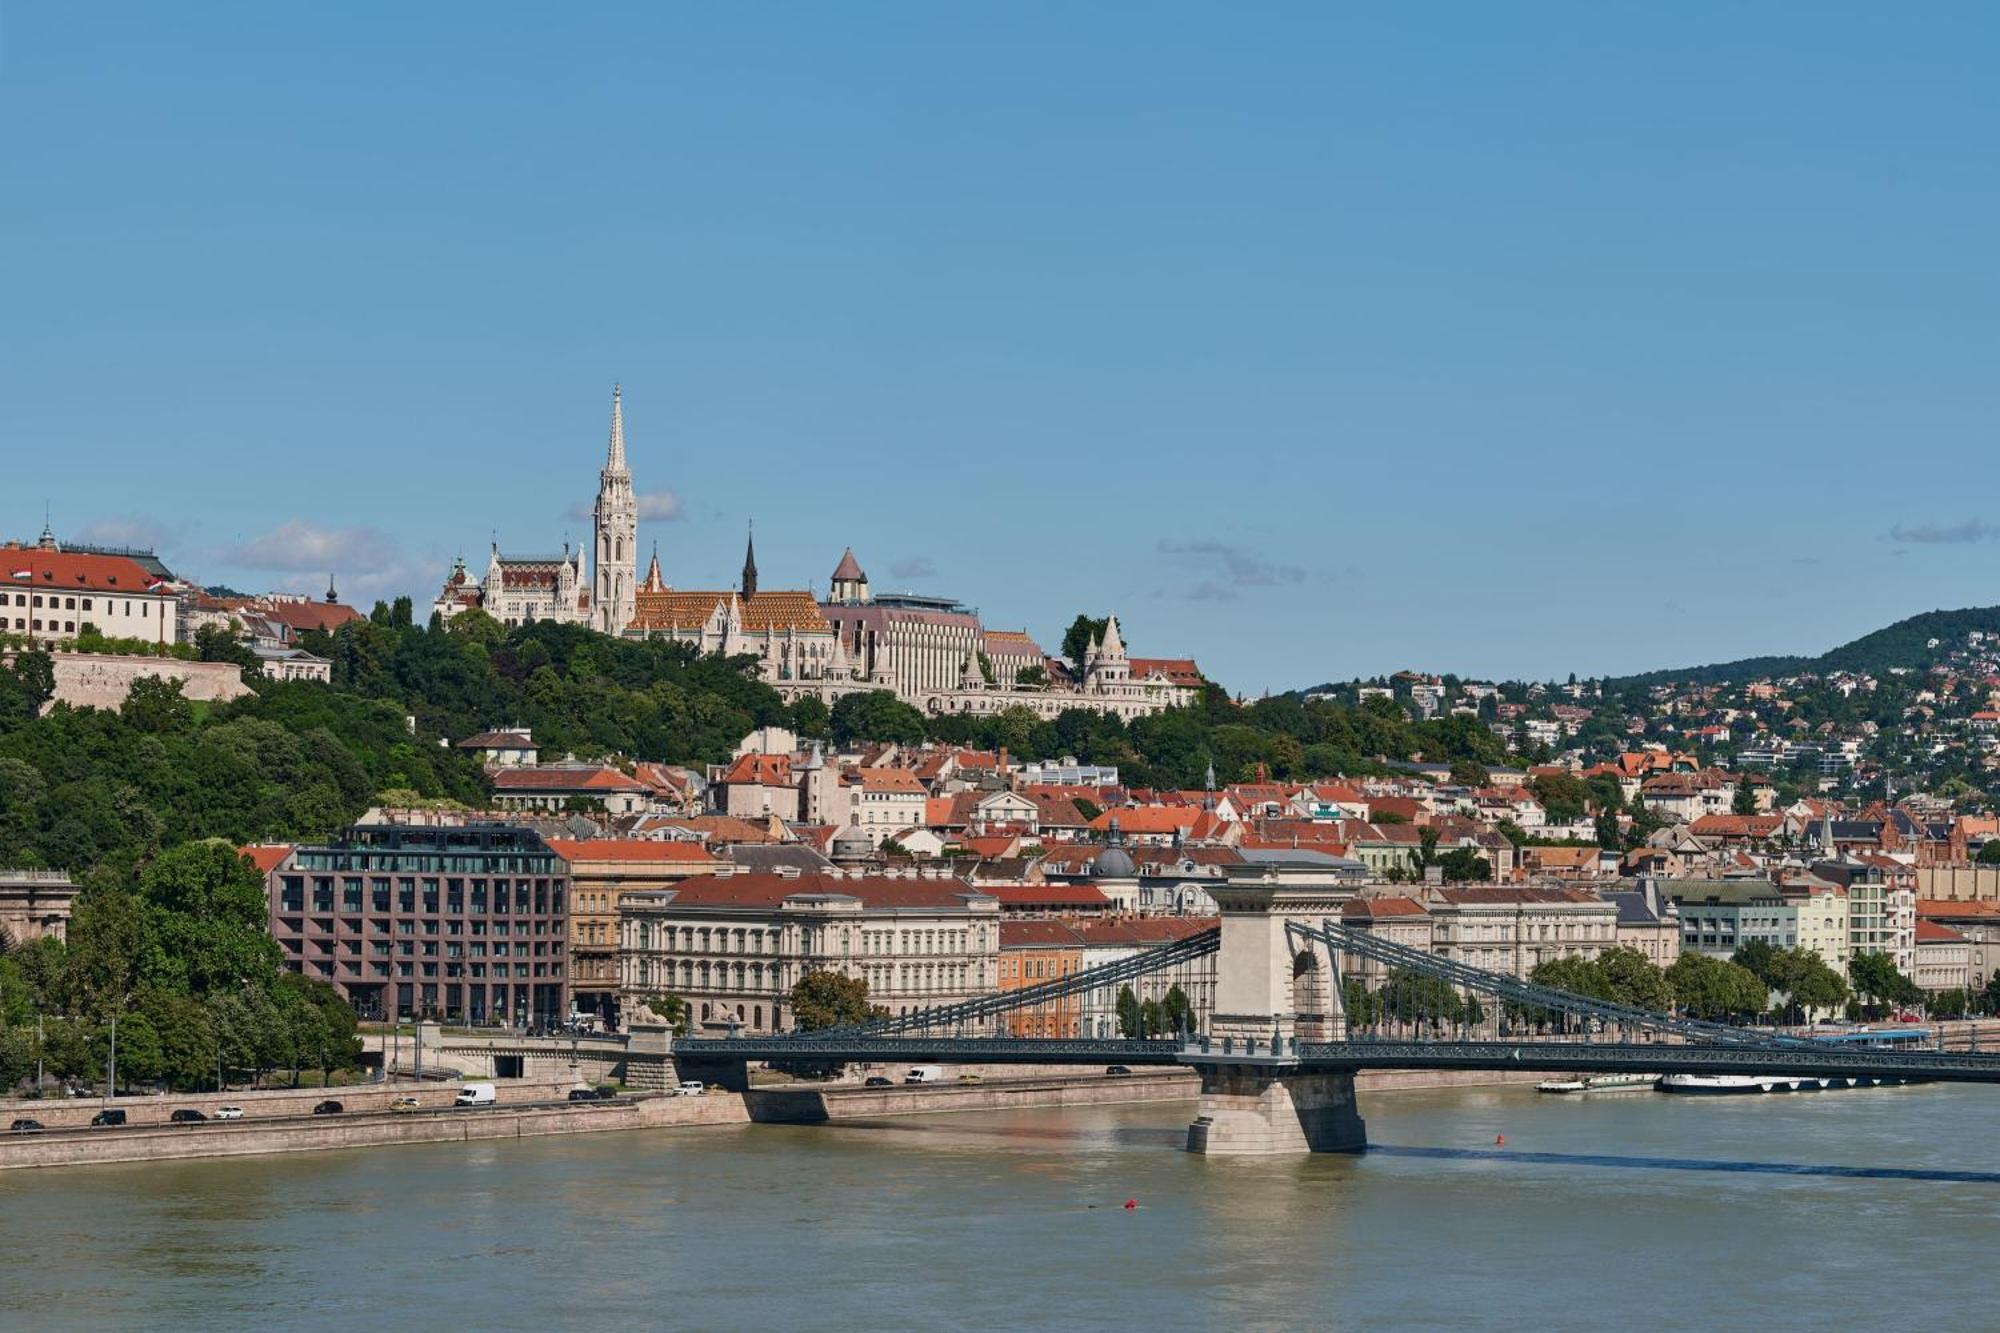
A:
[
  {"left": 8, "top": 1118, "right": 45, "bottom": 1133},
  {"left": 169, "top": 1108, "right": 207, "bottom": 1123},
  {"left": 389, "top": 1096, "right": 422, "bottom": 1113},
  {"left": 566, "top": 1088, "right": 602, "bottom": 1102},
  {"left": 675, "top": 1080, "right": 706, "bottom": 1097},
  {"left": 1106, "top": 1065, "right": 1133, "bottom": 1078},
  {"left": 214, "top": 1105, "right": 245, "bottom": 1121},
  {"left": 863, "top": 1076, "right": 893, "bottom": 1088},
  {"left": 956, "top": 1073, "right": 983, "bottom": 1085},
  {"left": 311, "top": 1100, "right": 344, "bottom": 1116},
  {"left": 89, "top": 1109, "right": 127, "bottom": 1127},
  {"left": 593, "top": 1085, "right": 619, "bottom": 1100}
]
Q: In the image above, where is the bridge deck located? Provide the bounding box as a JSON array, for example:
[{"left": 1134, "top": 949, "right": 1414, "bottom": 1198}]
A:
[{"left": 675, "top": 1036, "right": 2000, "bottom": 1084}]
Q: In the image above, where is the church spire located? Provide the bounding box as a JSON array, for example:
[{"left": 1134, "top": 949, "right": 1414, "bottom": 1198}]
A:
[
  {"left": 605, "top": 383, "right": 627, "bottom": 473},
  {"left": 741, "top": 522, "right": 759, "bottom": 599},
  {"left": 642, "top": 541, "right": 664, "bottom": 593}
]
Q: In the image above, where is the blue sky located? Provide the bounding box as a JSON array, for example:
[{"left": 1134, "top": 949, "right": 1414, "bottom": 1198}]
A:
[{"left": 3, "top": 4, "right": 1995, "bottom": 692}]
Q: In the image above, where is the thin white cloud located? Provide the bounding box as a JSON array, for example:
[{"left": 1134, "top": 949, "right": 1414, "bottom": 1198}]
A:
[
  {"left": 1888, "top": 518, "right": 2000, "bottom": 545},
  {"left": 565, "top": 490, "right": 685, "bottom": 523},
  {"left": 74, "top": 516, "right": 179, "bottom": 551},
  {"left": 223, "top": 519, "right": 398, "bottom": 573},
  {"left": 890, "top": 555, "right": 937, "bottom": 579},
  {"left": 1157, "top": 539, "right": 1306, "bottom": 599}
]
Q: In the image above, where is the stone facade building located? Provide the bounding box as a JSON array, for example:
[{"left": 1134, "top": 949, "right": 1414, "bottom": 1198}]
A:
[
  {"left": 1425, "top": 887, "right": 1621, "bottom": 980},
  {"left": 0, "top": 869, "right": 75, "bottom": 947},
  {"left": 618, "top": 868, "right": 1002, "bottom": 1034},
  {"left": 546, "top": 839, "right": 721, "bottom": 1027},
  {"left": 4, "top": 528, "right": 180, "bottom": 648}
]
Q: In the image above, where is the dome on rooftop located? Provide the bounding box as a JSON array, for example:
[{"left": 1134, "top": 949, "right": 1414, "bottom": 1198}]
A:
[{"left": 1091, "top": 816, "right": 1136, "bottom": 879}]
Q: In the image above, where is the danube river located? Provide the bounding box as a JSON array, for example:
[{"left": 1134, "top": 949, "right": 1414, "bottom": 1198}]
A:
[{"left": 4, "top": 1083, "right": 1997, "bottom": 1330}]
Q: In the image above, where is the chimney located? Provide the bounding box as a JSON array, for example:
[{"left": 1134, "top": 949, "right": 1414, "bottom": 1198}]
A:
[{"left": 998, "top": 745, "right": 1009, "bottom": 777}]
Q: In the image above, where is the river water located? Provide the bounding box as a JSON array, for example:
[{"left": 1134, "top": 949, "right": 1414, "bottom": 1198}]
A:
[{"left": 3, "top": 1083, "right": 1997, "bottom": 1331}]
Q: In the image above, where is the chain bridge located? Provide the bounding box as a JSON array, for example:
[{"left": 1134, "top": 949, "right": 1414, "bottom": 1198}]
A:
[{"left": 673, "top": 873, "right": 2000, "bottom": 1154}]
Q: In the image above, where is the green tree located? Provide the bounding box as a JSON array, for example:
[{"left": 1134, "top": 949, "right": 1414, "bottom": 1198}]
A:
[
  {"left": 828, "top": 691, "right": 927, "bottom": 746},
  {"left": 122, "top": 674, "right": 193, "bottom": 734},
  {"left": 1530, "top": 956, "right": 1617, "bottom": 1003},
  {"left": 1976, "top": 841, "right": 2000, "bottom": 866},
  {"left": 788, "top": 970, "right": 882, "bottom": 1031},
  {"left": 1159, "top": 984, "right": 1194, "bottom": 1036},
  {"left": 1849, "top": 951, "right": 1922, "bottom": 1012},
  {"left": 1594, "top": 812, "right": 1623, "bottom": 851},
  {"left": 1435, "top": 848, "right": 1491, "bottom": 883},
  {"left": 1379, "top": 968, "right": 1473, "bottom": 1028},
  {"left": 1731, "top": 940, "right": 1778, "bottom": 986},
  {"left": 1731, "top": 778, "right": 1759, "bottom": 816},
  {"left": 1014, "top": 664, "right": 1049, "bottom": 690},
  {"left": 1597, "top": 947, "right": 1673, "bottom": 1011},
  {"left": 1341, "top": 977, "right": 1378, "bottom": 1027},
  {"left": 1061, "top": 616, "right": 1111, "bottom": 666},
  {"left": 786, "top": 694, "right": 831, "bottom": 740},
  {"left": 136, "top": 843, "right": 283, "bottom": 998},
  {"left": 1449, "top": 758, "right": 1491, "bottom": 788},
  {"left": 1115, "top": 984, "right": 1142, "bottom": 1038},
  {"left": 642, "top": 991, "right": 691, "bottom": 1036},
  {"left": 1530, "top": 772, "right": 1590, "bottom": 822},
  {"left": 1666, "top": 954, "right": 1767, "bottom": 1021}
]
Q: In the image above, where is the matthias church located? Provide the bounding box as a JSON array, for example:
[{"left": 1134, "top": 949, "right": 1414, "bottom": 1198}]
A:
[{"left": 434, "top": 390, "right": 1199, "bottom": 720}]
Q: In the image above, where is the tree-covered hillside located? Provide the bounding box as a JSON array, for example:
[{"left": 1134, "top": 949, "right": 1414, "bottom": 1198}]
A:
[{"left": 1607, "top": 605, "right": 2000, "bottom": 687}]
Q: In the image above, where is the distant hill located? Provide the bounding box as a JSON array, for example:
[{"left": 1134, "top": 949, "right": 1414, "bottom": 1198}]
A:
[
  {"left": 1606, "top": 606, "right": 2000, "bottom": 688},
  {"left": 1289, "top": 605, "right": 2000, "bottom": 697}
]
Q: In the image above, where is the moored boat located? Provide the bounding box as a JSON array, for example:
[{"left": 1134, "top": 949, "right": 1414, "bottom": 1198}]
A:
[{"left": 1537, "top": 1072, "right": 1660, "bottom": 1094}]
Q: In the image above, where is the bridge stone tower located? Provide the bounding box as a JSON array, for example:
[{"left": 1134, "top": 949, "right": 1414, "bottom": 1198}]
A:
[{"left": 1185, "top": 867, "right": 1366, "bottom": 1155}]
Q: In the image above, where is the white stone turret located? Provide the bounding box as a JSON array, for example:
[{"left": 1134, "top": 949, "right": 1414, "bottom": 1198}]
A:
[{"left": 592, "top": 384, "right": 638, "bottom": 635}]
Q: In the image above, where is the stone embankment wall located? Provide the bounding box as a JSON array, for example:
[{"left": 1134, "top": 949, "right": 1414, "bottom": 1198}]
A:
[
  {"left": 0, "top": 1090, "right": 748, "bottom": 1171},
  {"left": 23, "top": 652, "right": 251, "bottom": 711},
  {"left": 0, "top": 1076, "right": 581, "bottom": 1131}
]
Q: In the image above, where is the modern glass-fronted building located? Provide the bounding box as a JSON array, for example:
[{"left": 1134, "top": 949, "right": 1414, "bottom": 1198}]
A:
[{"left": 263, "top": 823, "right": 569, "bottom": 1026}]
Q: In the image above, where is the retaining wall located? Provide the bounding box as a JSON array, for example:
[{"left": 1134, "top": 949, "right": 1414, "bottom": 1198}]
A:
[
  {"left": 0, "top": 1076, "right": 583, "bottom": 1131},
  {"left": 0, "top": 1092, "right": 748, "bottom": 1171}
]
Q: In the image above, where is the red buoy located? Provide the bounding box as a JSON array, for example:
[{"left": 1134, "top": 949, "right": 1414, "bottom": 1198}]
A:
[
  {"left": 1123, "top": 1198, "right": 1138, "bottom": 1210},
  {"left": 1495, "top": 1134, "right": 1506, "bottom": 1146}
]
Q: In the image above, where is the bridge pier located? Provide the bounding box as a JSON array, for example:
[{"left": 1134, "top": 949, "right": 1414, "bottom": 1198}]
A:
[
  {"left": 1184, "top": 866, "right": 1363, "bottom": 1154},
  {"left": 1185, "top": 1064, "right": 1365, "bottom": 1155}
]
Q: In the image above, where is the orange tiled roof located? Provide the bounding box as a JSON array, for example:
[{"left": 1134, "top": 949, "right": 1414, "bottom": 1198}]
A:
[
  {"left": 4, "top": 545, "right": 171, "bottom": 594},
  {"left": 857, "top": 768, "right": 925, "bottom": 794},
  {"left": 544, "top": 839, "right": 720, "bottom": 865},
  {"left": 239, "top": 844, "right": 294, "bottom": 873},
  {"left": 719, "top": 753, "right": 792, "bottom": 786},
  {"left": 628, "top": 589, "right": 830, "bottom": 633},
  {"left": 491, "top": 766, "right": 648, "bottom": 792}
]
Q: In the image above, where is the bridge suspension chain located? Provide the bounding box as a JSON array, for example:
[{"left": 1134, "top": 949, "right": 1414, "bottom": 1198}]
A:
[
  {"left": 1292, "top": 918, "right": 1813, "bottom": 1049},
  {"left": 814, "top": 927, "right": 1220, "bottom": 1038}
]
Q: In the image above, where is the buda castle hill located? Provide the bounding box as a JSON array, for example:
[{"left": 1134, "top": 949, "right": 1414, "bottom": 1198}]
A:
[{"left": 431, "top": 388, "right": 1202, "bottom": 721}]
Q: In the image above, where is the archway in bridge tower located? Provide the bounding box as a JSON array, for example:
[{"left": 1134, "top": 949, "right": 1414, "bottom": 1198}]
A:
[{"left": 1291, "top": 950, "right": 1333, "bottom": 1041}]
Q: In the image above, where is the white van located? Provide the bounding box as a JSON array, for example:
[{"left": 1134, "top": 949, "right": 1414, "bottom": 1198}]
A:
[
  {"left": 676, "top": 1080, "right": 706, "bottom": 1097},
  {"left": 454, "top": 1082, "right": 497, "bottom": 1108},
  {"left": 904, "top": 1065, "right": 945, "bottom": 1085}
]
